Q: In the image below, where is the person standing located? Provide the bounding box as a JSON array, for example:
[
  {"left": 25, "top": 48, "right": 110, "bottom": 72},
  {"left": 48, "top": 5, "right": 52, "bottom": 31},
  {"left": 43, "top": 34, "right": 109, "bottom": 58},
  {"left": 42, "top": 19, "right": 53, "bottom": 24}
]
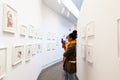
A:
[{"left": 62, "top": 30, "right": 77, "bottom": 80}]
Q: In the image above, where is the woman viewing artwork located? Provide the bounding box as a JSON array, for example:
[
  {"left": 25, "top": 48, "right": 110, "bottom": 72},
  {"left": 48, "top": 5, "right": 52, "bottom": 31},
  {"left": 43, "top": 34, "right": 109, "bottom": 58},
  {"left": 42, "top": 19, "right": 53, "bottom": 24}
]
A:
[{"left": 62, "top": 30, "right": 77, "bottom": 80}]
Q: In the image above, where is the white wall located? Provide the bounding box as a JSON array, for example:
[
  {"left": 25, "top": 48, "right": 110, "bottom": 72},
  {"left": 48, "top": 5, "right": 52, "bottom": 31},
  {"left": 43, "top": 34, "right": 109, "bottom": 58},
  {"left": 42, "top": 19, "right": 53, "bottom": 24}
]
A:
[
  {"left": 0, "top": 0, "right": 75, "bottom": 80},
  {"left": 0, "top": 0, "right": 42, "bottom": 80},
  {"left": 41, "top": 3, "right": 75, "bottom": 68},
  {"left": 77, "top": 0, "right": 120, "bottom": 80}
]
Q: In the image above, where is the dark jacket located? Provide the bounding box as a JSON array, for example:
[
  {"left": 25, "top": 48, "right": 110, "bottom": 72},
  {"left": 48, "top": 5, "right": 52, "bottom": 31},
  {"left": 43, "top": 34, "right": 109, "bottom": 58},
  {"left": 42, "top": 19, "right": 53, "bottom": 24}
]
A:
[{"left": 63, "top": 43, "right": 76, "bottom": 74}]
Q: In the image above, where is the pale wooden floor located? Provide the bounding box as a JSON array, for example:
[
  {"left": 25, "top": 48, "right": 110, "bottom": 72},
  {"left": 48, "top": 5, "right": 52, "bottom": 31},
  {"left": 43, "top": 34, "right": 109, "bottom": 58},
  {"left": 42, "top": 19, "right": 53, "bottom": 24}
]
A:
[{"left": 37, "top": 61, "right": 79, "bottom": 80}]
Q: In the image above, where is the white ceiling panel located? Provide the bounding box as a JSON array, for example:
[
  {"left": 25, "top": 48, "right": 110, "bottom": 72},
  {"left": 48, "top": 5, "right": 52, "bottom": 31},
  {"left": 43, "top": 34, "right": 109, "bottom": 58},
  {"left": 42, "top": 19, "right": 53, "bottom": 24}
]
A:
[{"left": 42, "top": 0, "right": 82, "bottom": 26}]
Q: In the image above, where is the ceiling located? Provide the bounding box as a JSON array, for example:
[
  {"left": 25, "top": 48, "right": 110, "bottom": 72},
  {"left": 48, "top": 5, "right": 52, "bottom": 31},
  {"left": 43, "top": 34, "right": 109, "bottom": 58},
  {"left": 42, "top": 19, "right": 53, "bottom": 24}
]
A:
[
  {"left": 71, "top": 0, "right": 83, "bottom": 10},
  {"left": 42, "top": 0, "right": 83, "bottom": 26}
]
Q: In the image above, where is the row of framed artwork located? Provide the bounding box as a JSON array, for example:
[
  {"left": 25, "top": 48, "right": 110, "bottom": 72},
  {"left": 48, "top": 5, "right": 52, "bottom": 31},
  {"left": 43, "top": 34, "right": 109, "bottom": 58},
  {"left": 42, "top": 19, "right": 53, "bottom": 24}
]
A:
[
  {"left": 81, "top": 21, "right": 95, "bottom": 39},
  {"left": 46, "top": 43, "right": 57, "bottom": 51},
  {"left": 0, "top": 41, "right": 59, "bottom": 79},
  {"left": 80, "top": 21, "right": 95, "bottom": 64},
  {"left": 0, "top": 43, "right": 42, "bottom": 79},
  {"left": 19, "top": 25, "right": 58, "bottom": 40},
  {"left": 81, "top": 18, "right": 120, "bottom": 63},
  {"left": 1, "top": 3, "right": 59, "bottom": 40},
  {"left": 2, "top": 3, "right": 41, "bottom": 39},
  {"left": 20, "top": 26, "right": 58, "bottom": 41},
  {"left": 81, "top": 43, "right": 94, "bottom": 63}
]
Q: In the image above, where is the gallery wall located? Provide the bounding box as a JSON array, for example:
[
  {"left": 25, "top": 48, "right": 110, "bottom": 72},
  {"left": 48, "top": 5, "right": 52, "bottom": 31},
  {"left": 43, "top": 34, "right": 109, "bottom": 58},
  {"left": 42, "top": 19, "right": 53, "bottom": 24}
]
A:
[
  {"left": 77, "top": 0, "right": 120, "bottom": 80},
  {"left": 0, "top": 0, "right": 75, "bottom": 80},
  {"left": 41, "top": 2, "right": 75, "bottom": 68}
]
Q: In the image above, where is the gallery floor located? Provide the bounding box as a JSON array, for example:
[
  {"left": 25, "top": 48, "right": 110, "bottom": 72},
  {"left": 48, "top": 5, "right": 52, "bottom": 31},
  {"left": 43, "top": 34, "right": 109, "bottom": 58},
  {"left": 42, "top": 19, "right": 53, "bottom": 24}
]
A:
[
  {"left": 37, "top": 61, "right": 79, "bottom": 80},
  {"left": 37, "top": 61, "right": 64, "bottom": 80}
]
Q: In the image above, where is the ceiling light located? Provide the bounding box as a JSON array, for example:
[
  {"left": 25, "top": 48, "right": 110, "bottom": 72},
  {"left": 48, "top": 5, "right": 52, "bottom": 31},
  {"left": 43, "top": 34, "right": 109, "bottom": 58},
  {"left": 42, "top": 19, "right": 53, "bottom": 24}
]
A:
[{"left": 57, "top": 0, "right": 61, "bottom": 4}]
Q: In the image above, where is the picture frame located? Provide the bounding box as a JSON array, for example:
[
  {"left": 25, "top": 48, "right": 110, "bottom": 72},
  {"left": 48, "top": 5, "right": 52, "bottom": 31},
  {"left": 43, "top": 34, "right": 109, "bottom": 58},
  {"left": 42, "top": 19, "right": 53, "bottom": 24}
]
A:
[
  {"left": 86, "top": 21, "right": 95, "bottom": 37},
  {"left": 19, "top": 25, "right": 27, "bottom": 36},
  {"left": 51, "top": 33, "right": 55, "bottom": 40},
  {"left": 0, "top": 46, "right": 7, "bottom": 79},
  {"left": 47, "top": 43, "right": 51, "bottom": 51},
  {"left": 81, "top": 27, "right": 86, "bottom": 38},
  {"left": 12, "top": 45, "right": 24, "bottom": 66},
  {"left": 51, "top": 43, "right": 56, "bottom": 50},
  {"left": 37, "top": 43, "right": 42, "bottom": 53},
  {"left": 56, "top": 37, "right": 59, "bottom": 46},
  {"left": 81, "top": 44, "right": 87, "bottom": 59},
  {"left": 46, "top": 32, "right": 51, "bottom": 40},
  {"left": 32, "top": 29, "right": 37, "bottom": 39},
  {"left": 117, "top": 19, "right": 120, "bottom": 58},
  {"left": 25, "top": 44, "right": 32, "bottom": 61},
  {"left": 39, "top": 32, "right": 43, "bottom": 40},
  {"left": 28, "top": 25, "right": 34, "bottom": 38},
  {"left": 3, "top": 4, "right": 17, "bottom": 33},
  {"left": 86, "top": 44, "right": 93, "bottom": 63},
  {"left": 32, "top": 44, "right": 37, "bottom": 56}
]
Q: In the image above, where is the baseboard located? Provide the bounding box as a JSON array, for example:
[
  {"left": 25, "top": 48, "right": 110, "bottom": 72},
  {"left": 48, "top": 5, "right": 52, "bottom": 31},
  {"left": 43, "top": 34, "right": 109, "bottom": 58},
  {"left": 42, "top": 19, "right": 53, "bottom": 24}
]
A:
[
  {"left": 75, "top": 74, "right": 79, "bottom": 80},
  {"left": 41, "top": 58, "right": 62, "bottom": 70}
]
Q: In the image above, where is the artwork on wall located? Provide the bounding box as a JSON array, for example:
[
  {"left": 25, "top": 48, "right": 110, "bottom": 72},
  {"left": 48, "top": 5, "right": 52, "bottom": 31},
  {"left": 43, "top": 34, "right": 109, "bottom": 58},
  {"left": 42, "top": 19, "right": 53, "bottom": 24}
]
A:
[
  {"left": 3, "top": 4, "right": 17, "bottom": 33},
  {"left": 32, "top": 29, "right": 37, "bottom": 39},
  {"left": 37, "top": 43, "right": 42, "bottom": 53},
  {"left": 12, "top": 45, "right": 24, "bottom": 66},
  {"left": 117, "top": 19, "right": 120, "bottom": 58},
  {"left": 51, "top": 33, "right": 56, "bottom": 40},
  {"left": 25, "top": 44, "right": 32, "bottom": 61},
  {"left": 86, "top": 44, "right": 93, "bottom": 63},
  {"left": 81, "top": 44, "right": 86, "bottom": 59},
  {"left": 0, "top": 46, "right": 7, "bottom": 79},
  {"left": 81, "top": 27, "right": 86, "bottom": 38},
  {"left": 56, "top": 37, "right": 59, "bottom": 46},
  {"left": 19, "top": 25, "right": 27, "bottom": 36},
  {"left": 51, "top": 43, "right": 56, "bottom": 50},
  {"left": 47, "top": 43, "right": 51, "bottom": 51},
  {"left": 28, "top": 25, "right": 34, "bottom": 38},
  {"left": 86, "top": 21, "right": 95, "bottom": 37},
  {"left": 46, "top": 32, "right": 51, "bottom": 40},
  {"left": 39, "top": 32, "right": 43, "bottom": 40},
  {"left": 32, "top": 44, "right": 37, "bottom": 56}
]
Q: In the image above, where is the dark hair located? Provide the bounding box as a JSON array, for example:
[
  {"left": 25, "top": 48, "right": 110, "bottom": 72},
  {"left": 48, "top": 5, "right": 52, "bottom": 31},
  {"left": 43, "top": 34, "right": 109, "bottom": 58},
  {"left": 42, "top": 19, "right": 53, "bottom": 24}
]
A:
[
  {"left": 72, "top": 30, "right": 77, "bottom": 36},
  {"left": 69, "top": 30, "right": 77, "bottom": 40}
]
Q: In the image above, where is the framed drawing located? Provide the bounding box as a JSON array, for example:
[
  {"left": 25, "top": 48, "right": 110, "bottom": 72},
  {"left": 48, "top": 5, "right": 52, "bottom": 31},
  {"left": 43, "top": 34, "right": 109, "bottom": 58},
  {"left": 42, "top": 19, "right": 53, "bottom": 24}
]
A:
[
  {"left": 81, "top": 44, "right": 86, "bottom": 59},
  {"left": 33, "top": 29, "right": 37, "bottom": 39},
  {"left": 52, "top": 43, "right": 55, "bottom": 50},
  {"left": 3, "top": 4, "right": 17, "bottom": 33},
  {"left": 19, "top": 25, "right": 27, "bottom": 36},
  {"left": 81, "top": 27, "right": 86, "bottom": 38},
  {"left": 36, "top": 30, "right": 39, "bottom": 39},
  {"left": 37, "top": 43, "right": 42, "bottom": 53},
  {"left": 28, "top": 25, "right": 34, "bottom": 38},
  {"left": 32, "top": 44, "right": 37, "bottom": 56},
  {"left": 47, "top": 43, "right": 51, "bottom": 51},
  {"left": 117, "top": 19, "right": 120, "bottom": 58},
  {"left": 86, "top": 44, "right": 93, "bottom": 63},
  {"left": 39, "top": 32, "right": 43, "bottom": 40},
  {"left": 36, "top": 30, "right": 40, "bottom": 39},
  {"left": 51, "top": 33, "right": 55, "bottom": 40},
  {"left": 46, "top": 32, "right": 51, "bottom": 40},
  {"left": 56, "top": 37, "right": 59, "bottom": 46},
  {"left": 25, "top": 44, "right": 32, "bottom": 61},
  {"left": 86, "top": 21, "right": 95, "bottom": 37},
  {"left": 12, "top": 45, "right": 24, "bottom": 66},
  {"left": 0, "top": 46, "right": 7, "bottom": 79}
]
